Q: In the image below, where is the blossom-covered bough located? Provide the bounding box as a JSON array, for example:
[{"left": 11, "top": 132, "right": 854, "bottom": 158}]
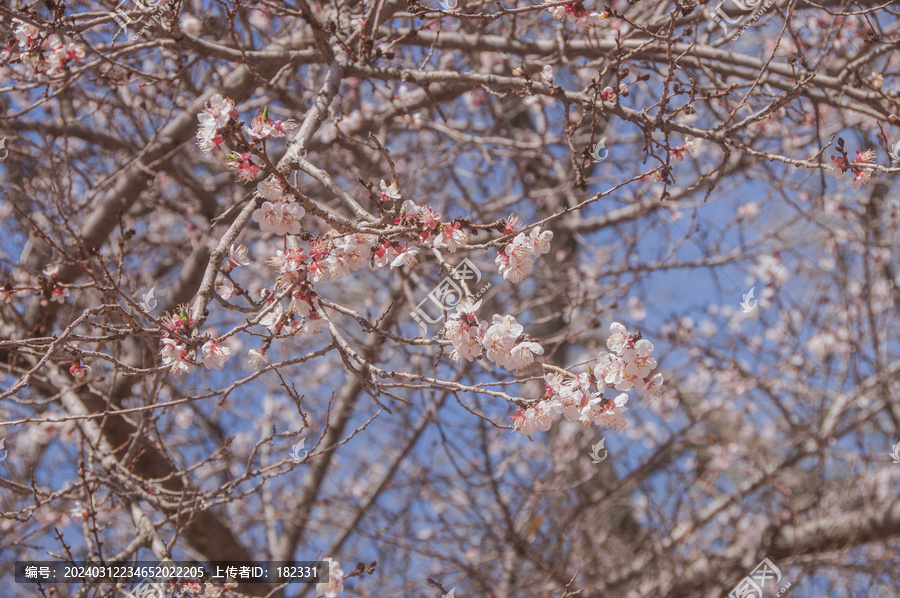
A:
[
  {"left": 1, "top": 0, "right": 900, "bottom": 596},
  {"left": 194, "top": 91, "right": 668, "bottom": 442}
]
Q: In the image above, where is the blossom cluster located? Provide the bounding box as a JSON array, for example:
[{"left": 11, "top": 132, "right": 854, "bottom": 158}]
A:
[
  {"left": 186, "top": 94, "right": 557, "bottom": 379},
  {"left": 42, "top": 265, "right": 69, "bottom": 304},
  {"left": 443, "top": 312, "right": 544, "bottom": 370},
  {"left": 252, "top": 229, "right": 419, "bottom": 342},
  {"left": 509, "top": 322, "right": 664, "bottom": 436},
  {"left": 196, "top": 94, "right": 239, "bottom": 153},
  {"left": 396, "top": 199, "right": 468, "bottom": 251},
  {"left": 160, "top": 336, "right": 233, "bottom": 376},
  {"left": 244, "top": 106, "right": 298, "bottom": 141},
  {"left": 251, "top": 179, "right": 305, "bottom": 236},
  {"left": 155, "top": 298, "right": 237, "bottom": 376},
  {"left": 826, "top": 149, "right": 876, "bottom": 187},
  {"left": 13, "top": 19, "right": 40, "bottom": 49},
  {"left": 5, "top": 20, "right": 87, "bottom": 78},
  {"left": 543, "top": 0, "right": 607, "bottom": 30},
  {"left": 495, "top": 227, "right": 553, "bottom": 283},
  {"left": 197, "top": 95, "right": 298, "bottom": 154}
]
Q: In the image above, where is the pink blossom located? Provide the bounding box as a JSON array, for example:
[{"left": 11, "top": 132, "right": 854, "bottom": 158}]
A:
[
  {"left": 545, "top": 0, "right": 607, "bottom": 28},
  {"left": 852, "top": 149, "right": 875, "bottom": 187},
  {"left": 737, "top": 203, "right": 760, "bottom": 219},
  {"left": 248, "top": 349, "right": 268, "bottom": 370},
  {"left": 399, "top": 199, "right": 422, "bottom": 220},
  {"left": 227, "top": 152, "right": 264, "bottom": 182},
  {"left": 533, "top": 401, "right": 556, "bottom": 431},
  {"left": 370, "top": 239, "right": 416, "bottom": 269},
  {"left": 444, "top": 319, "right": 483, "bottom": 362},
  {"left": 437, "top": 222, "right": 469, "bottom": 253},
  {"left": 527, "top": 226, "right": 553, "bottom": 256},
  {"left": 582, "top": 394, "right": 629, "bottom": 430},
  {"left": 252, "top": 200, "right": 305, "bottom": 236},
  {"left": 389, "top": 247, "right": 419, "bottom": 269},
  {"left": 481, "top": 314, "right": 523, "bottom": 366},
  {"left": 306, "top": 312, "right": 327, "bottom": 334},
  {"left": 244, "top": 109, "right": 298, "bottom": 140},
  {"left": 496, "top": 248, "right": 534, "bottom": 283},
  {"left": 644, "top": 373, "right": 665, "bottom": 400},
  {"left": 372, "top": 241, "right": 398, "bottom": 268},
  {"left": 216, "top": 276, "right": 235, "bottom": 299},
  {"left": 50, "top": 287, "right": 69, "bottom": 303},
  {"left": 257, "top": 178, "right": 284, "bottom": 201},
  {"left": 544, "top": 373, "right": 587, "bottom": 420},
  {"left": 379, "top": 179, "right": 401, "bottom": 202},
  {"left": 622, "top": 339, "right": 657, "bottom": 378},
  {"left": 200, "top": 339, "right": 231, "bottom": 370},
  {"left": 196, "top": 94, "right": 237, "bottom": 152},
  {"left": 289, "top": 290, "right": 317, "bottom": 317},
  {"left": 509, "top": 341, "right": 544, "bottom": 370},
  {"left": 199, "top": 94, "right": 237, "bottom": 130},
  {"left": 496, "top": 228, "right": 552, "bottom": 283},
  {"left": 606, "top": 322, "right": 631, "bottom": 355},
  {"left": 480, "top": 314, "right": 544, "bottom": 370},
  {"left": 160, "top": 338, "right": 192, "bottom": 375},
  {"left": 179, "top": 14, "right": 203, "bottom": 36},
  {"left": 510, "top": 407, "right": 538, "bottom": 436},
  {"left": 196, "top": 125, "right": 223, "bottom": 153},
  {"left": 69, "top": 361, "right": 90, "bottom": 380},
  {"left": 419, "top": 207, "right": 442, "bottom": 230},
  {"left": 13, "top": 19, "right": 40, "bottom": 49},
  {"left": 825, "top": 155, "right": 846, "bottom": 178},
  {"left": 327, "top": 233, "right": 375, "bottom": 276},
  {"left": 225, "top": 244, "right": 250, "bottom": 269},
  {"left": 47, "top": 40, "right": 85, "bottom": 75},
  {"left": 259, "top": 303, "right": 285, "bottom": 334},
  {"left": 596, "top": 351, "right": 627, "bottom": 386},
  {"left": 271, "top": 239, "right": 308, "bottom": 278}
]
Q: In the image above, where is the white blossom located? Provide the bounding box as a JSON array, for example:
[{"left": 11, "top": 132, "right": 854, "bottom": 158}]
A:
[
  {"left": 252, "top": 201, "right": 305, "bottom": 236},
  {"left": 248, "top": 349, "right": 268, "bottom": 370},
  {"left": 160, "top": 338, "right": 192, "bottom": 375},
  {"left": 315, "top": 558, "right": 344, "bottom": 597},
  {"left": 379, "top": 179, "right": 401, "bottom": 201},
  {"left": 444, "top": 318, "right": 482, "bottom": 362},
  {"left": 201, "top": 339, "right": 231, "bottom": 370},
  {"left": 13, "top": 19, "right": 40, "bottom": 49}
]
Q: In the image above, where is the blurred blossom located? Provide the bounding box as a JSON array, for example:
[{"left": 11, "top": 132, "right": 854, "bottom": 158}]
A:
[
  {"left": 737, "top": 202, "right": 760, "bottom": 219},
  {"left": 626, "top": 296, "right": 646, "bottom": 321},
  {"left": 180, "top": 14, "right": 203, "bottom": 35}
]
